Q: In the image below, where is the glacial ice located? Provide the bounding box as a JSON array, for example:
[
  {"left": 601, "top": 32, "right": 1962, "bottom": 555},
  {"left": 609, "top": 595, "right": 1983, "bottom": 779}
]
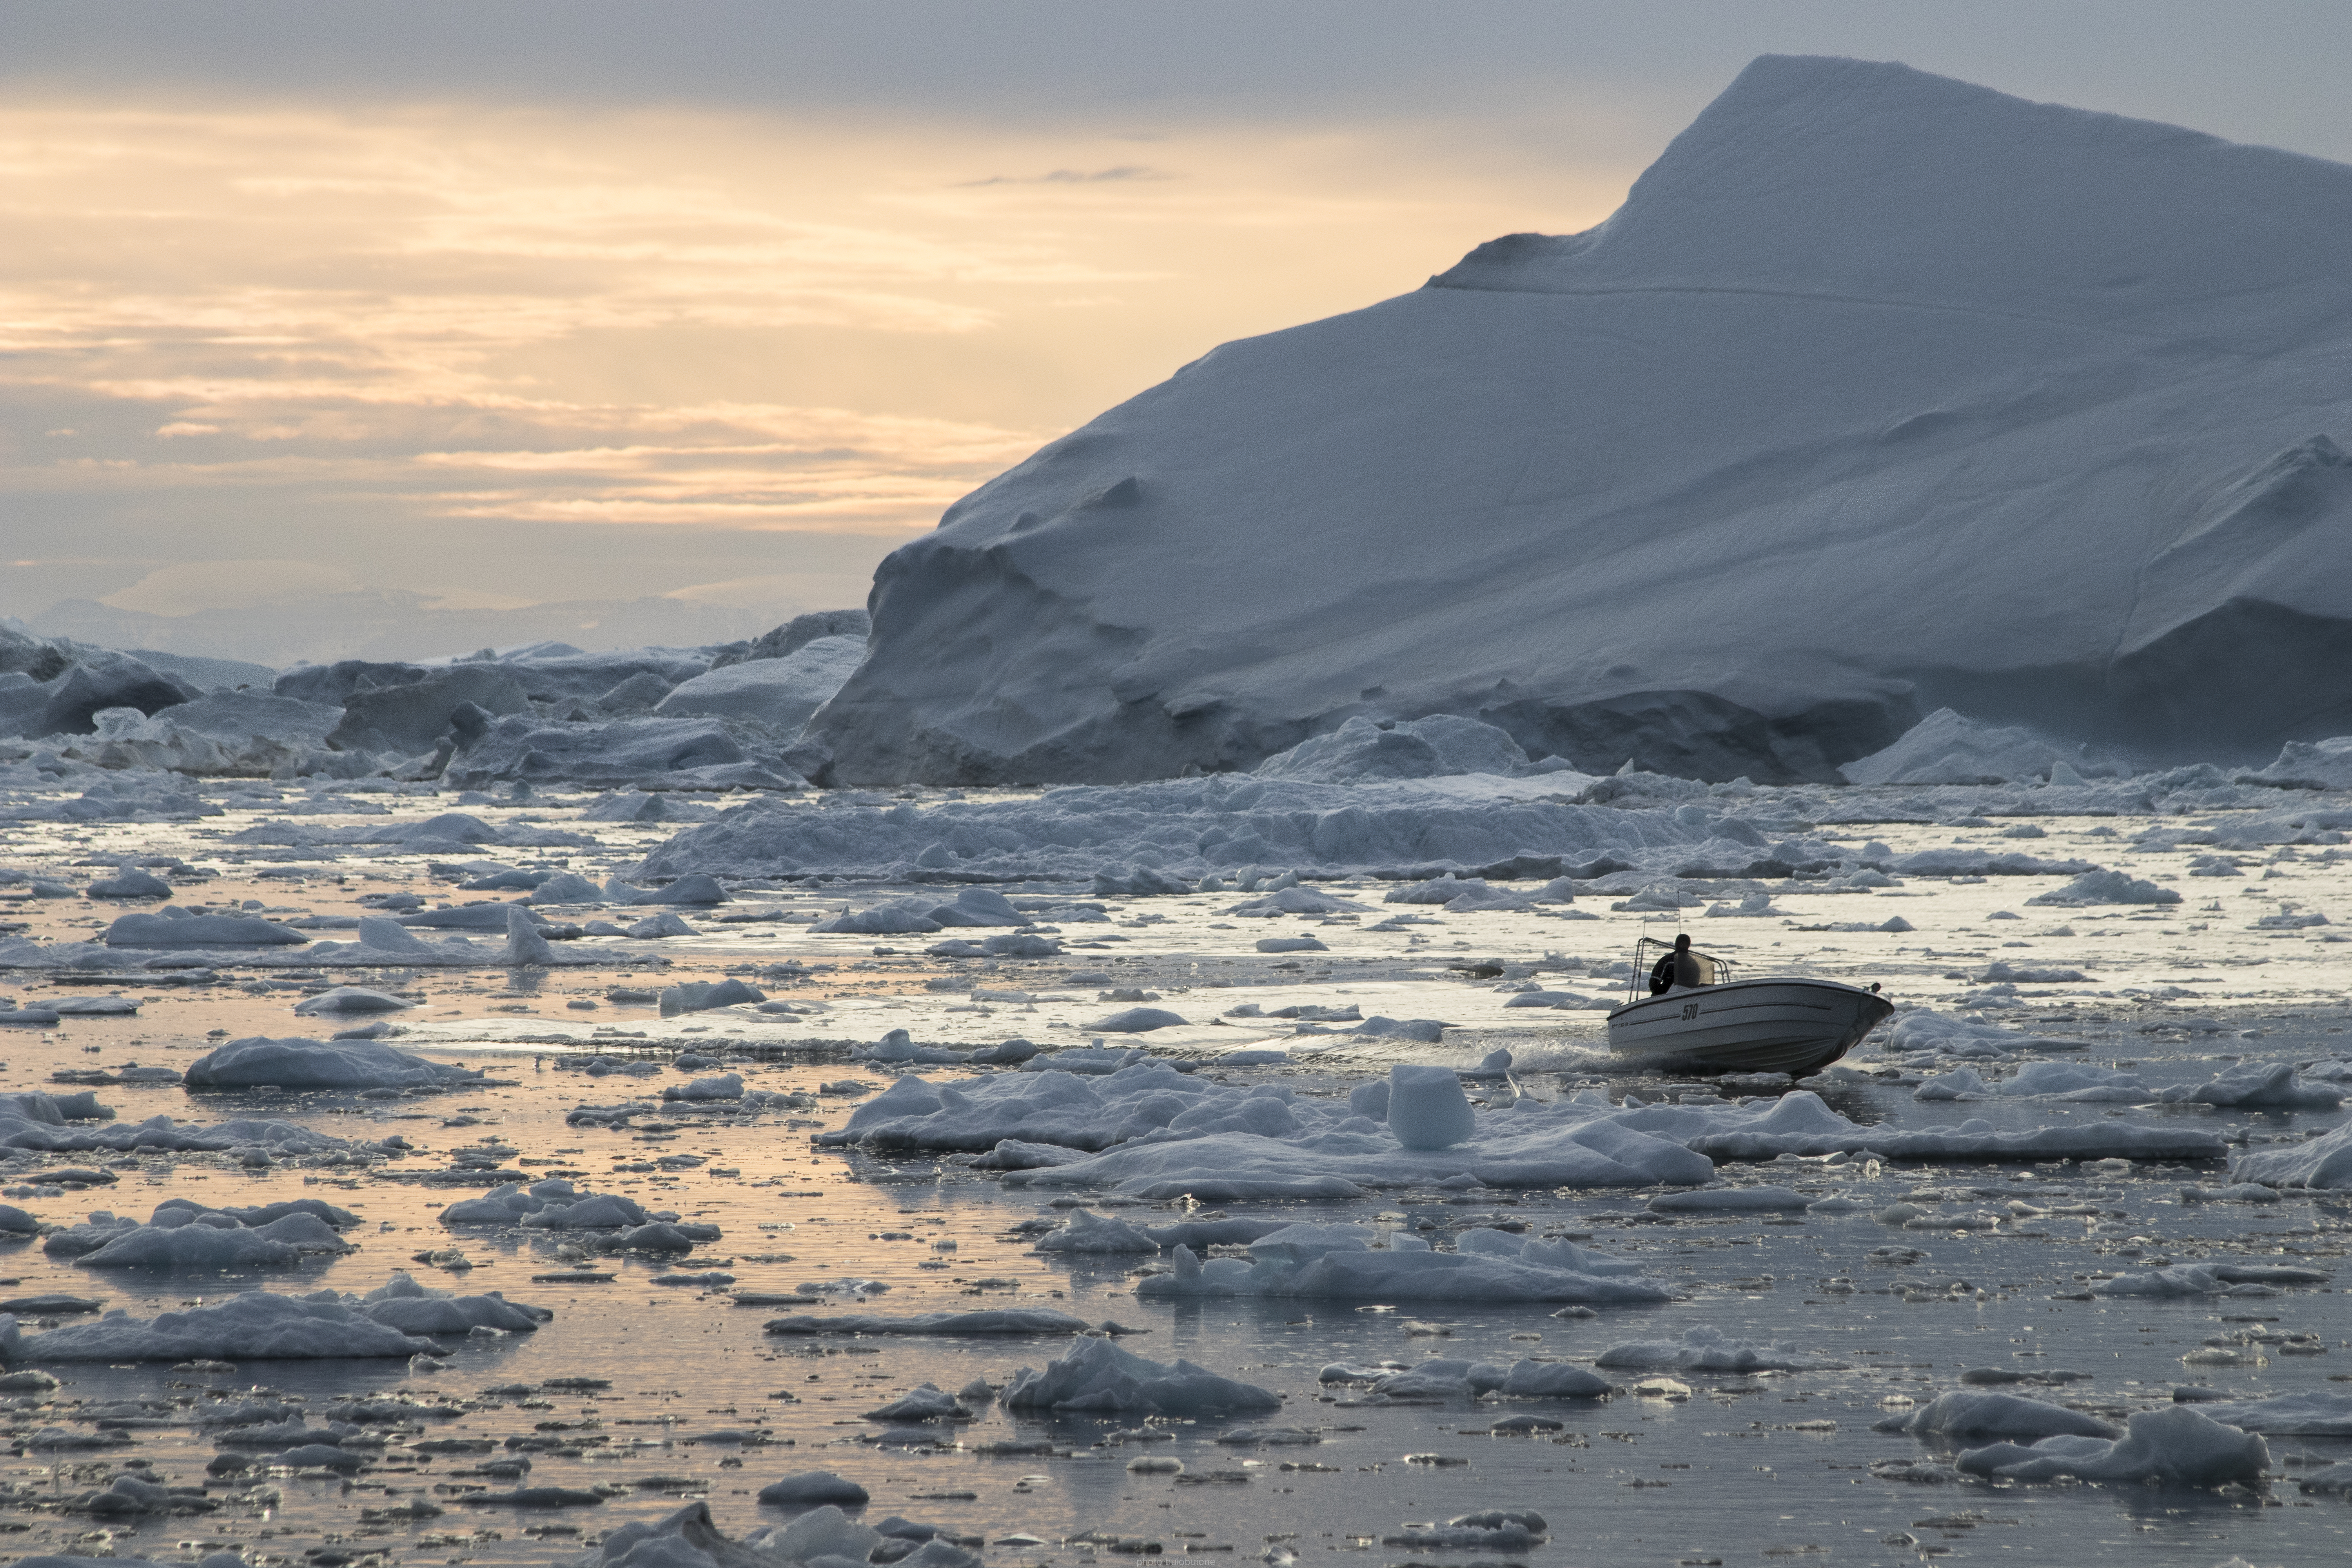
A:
[
  {"left": 1953, "top": 1406, "right": 2267, "bottom": 1486},
  {"left": 1875, "top": 1390, "right": 2118, "bottom": 1440},
  {"left": 1593, "top": 1327, "right": 1847, "bottom": 1374},
  {"left": 1002, "top": 1334, "right": 1281, "bottom": 1417},
  {"left": 2232, "top": 1119, "right": 2352, "bottom": 1189},
  {"left": 184, "top": 1035, "right": 485, "bottom": 1091},
  {"left": 812, "top": 55, "right": 2352, "bottom": 784},
  {"left": 0, "top": 1290, "right": 434, "bottom": 1362},
  {"left": 1136, "top": 1225, "right": 1668, "bottom": 1305}
]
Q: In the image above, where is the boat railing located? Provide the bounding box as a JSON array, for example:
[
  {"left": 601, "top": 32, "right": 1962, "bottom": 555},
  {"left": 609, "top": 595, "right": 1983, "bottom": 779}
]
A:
[{"left": 1626, "top": 934, "right": 1737, "bottom": 1004}]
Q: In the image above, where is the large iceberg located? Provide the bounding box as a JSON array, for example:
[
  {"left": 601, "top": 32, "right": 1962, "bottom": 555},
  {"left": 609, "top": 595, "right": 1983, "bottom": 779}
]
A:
[{"left": 811, "top": 56, "right": 2352, "bottom": 784}]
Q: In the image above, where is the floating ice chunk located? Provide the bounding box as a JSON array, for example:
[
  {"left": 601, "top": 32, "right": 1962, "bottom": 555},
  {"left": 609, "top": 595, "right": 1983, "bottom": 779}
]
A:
[
  {"left": 764, "top": 1309, "right": 1127, "bottom": 1336},
  {"left": 1387, "top": 1065, "right": 1474, "bottom": 1150},
  {"left": 1036, "top": 1209, "right": 1161, "bottom": 1253},
  {"left": 1089, "top": 1007, "right": 1187, "bottom": 1033},
  {"left": 1875, "top": 1391, "right": 2117, "bottom": 1439},
  {"left": 46, "top": 995, "right": 141, "bottom": 1017},
  {"left": 1595, "top": 1326, "right": 1847, "bottom": 1374},
  {"left": 626, "top": 873, "right": 728, "bottom": 906},
  {"left": 353, "top": 916, "right": 434, "bottom": 953},
  {"left": 1646, "top": 1185, "right": 1810, "bottom": 1212},
  {"left": 2093, "top": 1261, "right": 2328, "bottom": 1296},
  {"left": 1003, "top": 1333, "right": 1280, "bottom": 1417},
  {"left": 1254, "top": 715, "right": 1527, "bottom": 782},
  {"left": 357, "top": 1270, "right": 550, "bottom": 1334},
  {"left": 656, "top": 633, "right": 865, "bottom": 731},
  {"left": 86, "top": 865, "right": 172, "bottom": 899},
  {"left": 2240, "top": 735, "right": 2352, "bottom": 789},
  {"left": 1953, "top": 1406, "right": 2265, "bottom": 1486},
  {"left": 2191, "top": 1391, "right": 2352, "bottom": 1435},
  {"left": 862, "top": 1383, "right": 967, "bottom": 1423},
  {"left": 526, "top": 871, "right": 604, "bottom": 904},
  {"left": 625, "top": 911, "right": 698, "bottom": 940},
  {"left": 2, "top": 1289, "right": 430, "bottom": 1362},
  {"left": 1498, "top": 1360, "right": 1611, "bottom": 1397},
  {"left": 183, "top": 1035, "right": 482, "bottom": 1091},
  {"left": 441, "top": 1180, "right": 650, "bottom": 1230},
  {"left": 1140, "top": 1231, "right": 1667, "bottom": 1305},
  {"left": 659, "top": 978, "right": 764, "bottom": 1016},
  {"left": 2177, "top": 1183, "right": 2282, "bottom": 1205},
  {"left": 103, "top": 909, "right": 306, "bottom": 947},
  {"left": 66, "top": 1211, "right": 351, "bottom": 1270},
  {"left": 2230, "top": 1118, "right": 2352, "bottom": 1189},
  {"left": 1225, "top": 886, "right": 1368, "bottom": 918},
  {"left": 2159, "top": 1060, "right": 2343, "bottom": 1109},
  {"left": 1912, "top": 1066, "right": 1992, "bottom": 1100},
  {"left": 1646, "top": 1090, "right": 2224, "bottom": 1162},
  {"left": 292, "top": 986, "right": 414, "bottom": 1016},
  {"left": 1883, "top": 1009, "right": 2079, "bottom": 1058},
  {"left": 756, "top": 1470, "right": 870, "bottom": 1506},
  {"left": 2026, "top": 869, "right": 2182, "bottom": 906},
  {"left": 813, "top": 905, "right": 940, "bottom": 935},
  {"left": 1371, "top": 1357, "right": 1509, "bottom": 1398},
  {"left": 1255, "top": 936, "right": 1327, "bottom": 953},
  {"left": 1839, "top": 709, "right": 2129, "bottom": 786},
  {"left": 662, "top": 1074, "right": 744, "bottom": 1103}
]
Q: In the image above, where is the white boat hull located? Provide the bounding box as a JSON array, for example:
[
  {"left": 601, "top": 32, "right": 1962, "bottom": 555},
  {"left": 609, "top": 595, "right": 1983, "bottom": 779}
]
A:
[{"left": 1605, "top": 976, "right": 1893, "bottom": 1076}]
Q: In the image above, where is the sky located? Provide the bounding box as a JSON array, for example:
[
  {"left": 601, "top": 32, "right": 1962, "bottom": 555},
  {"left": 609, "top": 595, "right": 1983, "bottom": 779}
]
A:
[{"left": 5, "top": 1, "right": 2351, "bottom": 655}]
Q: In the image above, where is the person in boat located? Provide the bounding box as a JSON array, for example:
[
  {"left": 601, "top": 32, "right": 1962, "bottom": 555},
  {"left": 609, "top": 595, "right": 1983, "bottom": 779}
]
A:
[{"left": 1648, "top": 932, "right": 1707, "bottom": 995}]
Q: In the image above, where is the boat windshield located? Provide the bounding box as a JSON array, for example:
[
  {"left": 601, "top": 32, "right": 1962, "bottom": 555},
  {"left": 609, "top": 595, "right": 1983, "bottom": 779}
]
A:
[{"left": 1626, "top": 935, "right": 1737, "bottom": 1003}]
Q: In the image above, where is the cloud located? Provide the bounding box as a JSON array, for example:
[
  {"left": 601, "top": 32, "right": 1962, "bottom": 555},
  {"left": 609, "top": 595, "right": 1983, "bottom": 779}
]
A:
[
  {"left": 0, "top": 94, "right": 1641, "bottom": 621},
  {"left": 955, "top": 164, "right": 1175, "bottom": 187}
]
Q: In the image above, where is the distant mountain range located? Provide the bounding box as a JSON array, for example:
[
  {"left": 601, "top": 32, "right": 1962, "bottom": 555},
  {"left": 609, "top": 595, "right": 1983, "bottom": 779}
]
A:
[{"left": 27, "top": 590, "right": 779, "bottom": 669}]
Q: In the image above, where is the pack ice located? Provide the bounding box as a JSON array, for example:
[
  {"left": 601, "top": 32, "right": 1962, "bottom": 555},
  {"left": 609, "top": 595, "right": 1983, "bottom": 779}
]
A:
[{"left": 811, "top": 54, "right": 2352, "bottom": 784}]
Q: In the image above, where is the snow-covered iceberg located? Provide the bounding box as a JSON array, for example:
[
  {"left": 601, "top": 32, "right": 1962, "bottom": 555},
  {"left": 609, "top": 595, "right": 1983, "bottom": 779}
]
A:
[
  {"left": 183, "top": 1035, "right": 485, "bottom": 1091},
  {"left": 812, "top": 55, "right": 2352, "bottom": 784},
  {"left": 0, "top": 1290, "right": 433, "bottom": 1362},
  {"left": 1136, "top": 1224, "right": 1668, "bottom": 1305},
  {"left": 1002, "top": 1334, "right": 1281, "bottom": 1417}
]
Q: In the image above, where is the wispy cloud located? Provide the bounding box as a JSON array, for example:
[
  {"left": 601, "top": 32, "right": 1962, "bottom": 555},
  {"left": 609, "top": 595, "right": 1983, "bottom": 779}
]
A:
[
  {"left": 953, "top": 164, "right": 1175, "bottom": 187},
  {"left": 0, "top": 98, "right": 1634, "bottom": 615}
]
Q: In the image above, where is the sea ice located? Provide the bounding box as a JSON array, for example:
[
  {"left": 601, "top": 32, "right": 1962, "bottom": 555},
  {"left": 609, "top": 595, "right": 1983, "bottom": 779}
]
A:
[
  {"left": 1002, "top": 1334, "right": 1281, "bottom": 1417},
  {"left": 1953, "top": 1406, "right": 2267, "bottom": 1486},
  {"left": 1, "top": 1290, "right": 432, "bottom": 1362},
  {"left": 184, "top": 1035, "right": 484, "bottom": 1091},
  {"left": 1593, "top": 1326, "right": 1847, "bottom": 1373},
  {"left": 1138, "top": 1225, "right": 1668, "bottom": 1304},
  {"left": 2232, "top": 1119, "right": 2352, "bottom": 1188}
]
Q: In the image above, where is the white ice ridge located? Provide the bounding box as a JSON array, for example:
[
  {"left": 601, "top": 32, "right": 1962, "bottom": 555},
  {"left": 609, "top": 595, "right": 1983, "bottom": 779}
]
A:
[
  {"left": 567, "top": 1500, "right": 980, "bottom": 1568},
  {"left": 0, "top": 1091, "right": 350, "bottom": 1157},
  {"left": 1593, "top": 1326, "right": 1848, "bottom": 1373},
  {"left": 44, "top": 1198, "right": 355, "bottom": 1270},
  {"left": 812, "top": 53, "right": 2352, "bottom": 786},
  {"left": 2, "top": 1289, "right": 455, "bottom": 1363},
  {"left": 1953, "top": 1406, "right": 2269, "bottom": 1487},
  {"left": 639, "top": 773, "right": 1828, "bottom": 884},
  {"left": 826, "top": 1066, "right": 2227, "bottom": 1196},
  {"left": 183, "top": 1035, "right": 486, "bottom": 1091},
  {"left": 1001, "top": 1333, "right": 1281, "bottom": 1417},
  {"left": 1136, "top": 1223, "right": 1668, "bottom": 1305},
  {"left": 2232, "top": 1118, "right": 2352, "bottom": 1189}
]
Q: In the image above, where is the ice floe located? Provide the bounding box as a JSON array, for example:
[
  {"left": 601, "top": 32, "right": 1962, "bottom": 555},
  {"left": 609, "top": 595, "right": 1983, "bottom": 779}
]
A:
[
  {"left": 1002, "top": 1334, "right": 1281, "bottom": 1417},
  {"left": 1953, "top": 1406, "right": 2267, "bottom": 1486},
  {"left": 184, "top": 1035, "right": 485, "bottom": 1091}
]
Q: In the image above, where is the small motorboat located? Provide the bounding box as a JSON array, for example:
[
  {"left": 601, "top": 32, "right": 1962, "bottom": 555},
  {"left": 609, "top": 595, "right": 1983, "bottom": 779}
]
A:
[{"left": 1605, "top": 935, "right": 1892, "bottom": 1076}]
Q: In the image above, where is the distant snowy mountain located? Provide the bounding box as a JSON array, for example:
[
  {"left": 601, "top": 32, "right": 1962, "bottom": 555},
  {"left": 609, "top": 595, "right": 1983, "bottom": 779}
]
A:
[
  {"left": 813, "top": 54, "right": 2352, "bottom": 785},
  {"left": 29, "top": 591, "right": 773, "bottom": 668}
]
